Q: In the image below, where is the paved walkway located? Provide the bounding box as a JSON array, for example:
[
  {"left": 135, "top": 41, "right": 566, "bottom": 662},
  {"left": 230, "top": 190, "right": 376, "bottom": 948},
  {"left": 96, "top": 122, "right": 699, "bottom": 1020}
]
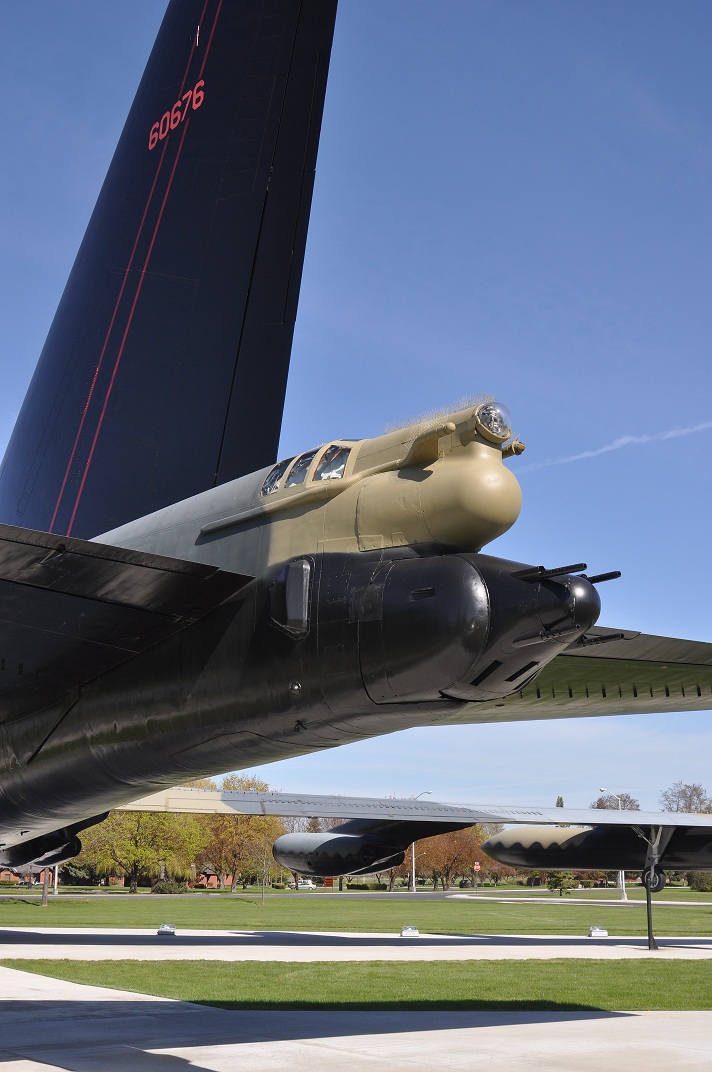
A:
[
  {"left": 1, "top": 966, "right": 711, "bottom": 1071},
  {"left": 1, "top": 926, "right": 712, "bottom": 960}
]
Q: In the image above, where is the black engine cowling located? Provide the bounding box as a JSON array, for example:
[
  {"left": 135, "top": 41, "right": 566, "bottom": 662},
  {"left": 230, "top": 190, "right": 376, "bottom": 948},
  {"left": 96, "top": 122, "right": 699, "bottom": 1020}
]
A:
[
  {"left": 483, "top": 824, "right": 712, "bottom": 872},
  {"left": 273, "top": 831, "right": 404, "bottom": 877},
  {"left": 0, "top": 813, "right": 107, "bottom": 869}
]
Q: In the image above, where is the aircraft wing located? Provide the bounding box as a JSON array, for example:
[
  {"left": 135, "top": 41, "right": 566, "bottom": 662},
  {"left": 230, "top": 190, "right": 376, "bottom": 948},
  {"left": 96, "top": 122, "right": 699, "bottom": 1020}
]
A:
[
  {"left": 0, "top": 524, "right": 249, "bottom": 719},
  {"left": 121, "top": 789, "right": 712, "bottom": 881},
  {"left": 456, "top": 625, "right": 712, "bottom": 725},
  {"left": 120, "top": 787, "right": 712, "bottom": 830}
]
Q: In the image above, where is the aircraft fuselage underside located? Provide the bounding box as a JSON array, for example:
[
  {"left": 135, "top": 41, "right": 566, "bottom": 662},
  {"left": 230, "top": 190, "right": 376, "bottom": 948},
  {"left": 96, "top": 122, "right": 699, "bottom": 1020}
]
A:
[{"left": 0, "top": 546, "right": 599, "bottom": 856}]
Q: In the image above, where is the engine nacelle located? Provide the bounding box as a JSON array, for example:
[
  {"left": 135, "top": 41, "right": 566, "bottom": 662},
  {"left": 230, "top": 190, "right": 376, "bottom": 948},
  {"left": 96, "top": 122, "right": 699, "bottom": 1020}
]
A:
[
  {"left": 273, "top": 832, "right": 405, "bottom": 877},
  {"left": 0, "top": 814, "right": 107, "bottom": 869},
  {"left": 483, "top": 824, "right": 712, "bottom": 872}
]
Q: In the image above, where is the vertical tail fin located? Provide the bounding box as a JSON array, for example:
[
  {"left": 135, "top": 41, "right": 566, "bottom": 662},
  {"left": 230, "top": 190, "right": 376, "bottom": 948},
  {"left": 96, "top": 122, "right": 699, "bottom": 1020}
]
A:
[{"left": 0, "top": 0, "right": 337, "bottom": 538}]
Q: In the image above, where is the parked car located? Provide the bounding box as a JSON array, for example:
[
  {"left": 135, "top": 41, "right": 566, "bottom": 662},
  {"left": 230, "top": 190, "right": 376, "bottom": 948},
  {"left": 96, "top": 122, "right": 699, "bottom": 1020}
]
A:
[{"left": 288, "top": 879, "right": 317, "bottom": 890}]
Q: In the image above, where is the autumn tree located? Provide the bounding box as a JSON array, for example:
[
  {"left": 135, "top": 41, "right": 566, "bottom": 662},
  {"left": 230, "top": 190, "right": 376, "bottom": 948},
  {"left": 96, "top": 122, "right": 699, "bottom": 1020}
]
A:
[
  {"left": 76, "top": 811, "right": 208, "bottom": 893},
  {"left": 385, "top": 855, "right": 412, "bottom": 891},
  {"left": 478, "top": 858, "right": 517, "bottom": 887},
  {"left": 659, "top": 781, "right": 710, "bottom": 814},
  {"left": 419, "top": 827, "right": 481, "bottom": 891},
  {"left": 578, "top": 869, "right": 607, "bottom": 887},
  {"left": 199, "top": 774, "right": 284, "bottom": 890}
]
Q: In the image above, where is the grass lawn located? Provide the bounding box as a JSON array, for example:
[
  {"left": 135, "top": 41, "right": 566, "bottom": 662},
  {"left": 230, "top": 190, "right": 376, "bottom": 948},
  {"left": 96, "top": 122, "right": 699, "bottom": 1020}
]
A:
[
  {"left": 0, "top": 891, "right": 710, "bottom": 938},
  {"left": 3, "top": 958, "right": 711, "bottom": 1011}
]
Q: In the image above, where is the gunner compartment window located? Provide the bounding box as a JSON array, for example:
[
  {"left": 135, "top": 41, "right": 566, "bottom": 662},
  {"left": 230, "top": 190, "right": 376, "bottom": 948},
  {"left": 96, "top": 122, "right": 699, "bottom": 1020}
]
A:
[
  {"left": 260, "top": 458, "right": 294, "bottom": 496},
  {"left": 285, "top": 450, "right": 317, "bottom": 488},
  {"left": 314, "top": 444, "right": 350, "bottom": 481}
]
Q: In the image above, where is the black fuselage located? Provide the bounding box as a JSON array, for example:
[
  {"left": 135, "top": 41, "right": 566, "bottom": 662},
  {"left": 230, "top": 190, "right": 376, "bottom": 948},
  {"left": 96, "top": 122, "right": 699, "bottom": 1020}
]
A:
[{"left": 0, "top": 544, "right": 599, "bottom": 860}]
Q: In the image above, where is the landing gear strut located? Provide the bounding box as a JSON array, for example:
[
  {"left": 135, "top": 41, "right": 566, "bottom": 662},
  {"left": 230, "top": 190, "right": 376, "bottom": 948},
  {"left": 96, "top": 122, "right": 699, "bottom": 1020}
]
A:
[
  {"left": 640, "top": 867, "right": 666, "bottom": 951},
  {"left": 635, "top": 825, "right": 673, "bottom": 952}
]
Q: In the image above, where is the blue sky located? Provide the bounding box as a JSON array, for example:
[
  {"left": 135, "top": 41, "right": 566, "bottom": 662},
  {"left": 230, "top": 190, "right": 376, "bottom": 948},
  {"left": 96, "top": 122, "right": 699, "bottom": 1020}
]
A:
[{"left": 2, "top": 2, "right": 712, "bottom": 809}]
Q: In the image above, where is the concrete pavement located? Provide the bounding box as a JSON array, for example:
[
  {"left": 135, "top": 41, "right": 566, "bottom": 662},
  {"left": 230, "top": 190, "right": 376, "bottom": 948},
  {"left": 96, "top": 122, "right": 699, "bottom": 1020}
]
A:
[
  {"left": 2, "top": 965, "right": 712, "bottom": 1071},
  {"left": 2, "top": 926, "right": 712, "bottom": 1069},
  {"left": 1, "top": 925, "right": 712, "bottom": 960}
]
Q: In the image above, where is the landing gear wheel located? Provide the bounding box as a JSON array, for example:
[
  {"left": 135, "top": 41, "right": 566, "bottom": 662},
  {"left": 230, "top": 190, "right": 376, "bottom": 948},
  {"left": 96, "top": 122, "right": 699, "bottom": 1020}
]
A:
[{"left": 642, "top": 867, "right": 666, "bottom": 893}]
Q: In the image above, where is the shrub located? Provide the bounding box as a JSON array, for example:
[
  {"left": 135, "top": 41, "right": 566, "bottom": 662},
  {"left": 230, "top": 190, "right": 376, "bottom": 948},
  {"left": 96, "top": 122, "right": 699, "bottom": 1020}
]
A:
[
  {"left": 150, "top": 880, "right": 188, "bottom": 895},
  {"left": 687, "top": 871, "right": 712, "bottom": 892}
]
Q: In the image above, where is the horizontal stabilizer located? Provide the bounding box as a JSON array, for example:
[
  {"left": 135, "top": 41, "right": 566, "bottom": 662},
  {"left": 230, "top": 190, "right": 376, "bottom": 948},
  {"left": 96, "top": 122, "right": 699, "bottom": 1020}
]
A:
[
  {"left": 455, "top": 625, "right": 712, "bottom": 724},
  {"left": 0, "top": 524, "right": 248, "bottom": 719}
]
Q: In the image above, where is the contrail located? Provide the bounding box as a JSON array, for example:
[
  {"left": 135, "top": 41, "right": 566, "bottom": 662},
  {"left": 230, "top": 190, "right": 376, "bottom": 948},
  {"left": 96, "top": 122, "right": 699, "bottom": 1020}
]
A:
[{"left": 521, "top": 420, "right": 712, "bottom": 472}]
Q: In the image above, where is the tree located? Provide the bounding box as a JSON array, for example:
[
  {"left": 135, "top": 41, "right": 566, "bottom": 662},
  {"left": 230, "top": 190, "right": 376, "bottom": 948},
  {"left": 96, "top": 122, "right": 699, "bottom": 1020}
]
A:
[
  {"left": 589, "top": 793, "right": 640, "bottom": 811},
  {"left": 578, "top": 869, "right": 607, "bottom": 888},
  {"left": 546, "top": 870, "right": 577, "bottom": 896},
  {"left": 199, "top": 774, "right": 284, "bottom": 891},
  {"left": 546, "top": 870, "right": 574, "bottom": 896},
  {"left": 386, "top": 855, "right": 411, "bottom": 891},
  {"left": 479, "top": 822, "right": 504, "bottom": 838},
  {"left": 687, "top": 871, "right": 712, "bottom": 892},
  {"left": 76, "top": 811, "right": 208, "bottom": 893},
  {"left": 241, "top": 820, "right": 283, "bottom": 904},
  {"left": 555, "top": 794, "right": 569, "bottom": 827},
  {"left": 659, "top": 781, "right": 709, "bottom": 814},
  {"left": 419, "top": 827, "right": 482, "bottom": 891},
  {"left": 180, "top": 777, "right": 218, "bottom": 789},
  {"left": 478, "top": 858, "right": 517, "bottom": 887}
]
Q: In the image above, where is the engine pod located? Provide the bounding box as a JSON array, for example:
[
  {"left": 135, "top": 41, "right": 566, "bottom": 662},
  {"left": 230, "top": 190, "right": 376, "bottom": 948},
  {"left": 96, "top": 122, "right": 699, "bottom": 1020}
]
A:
[
  {"left": 273, "top": 831, "right": 404, "bottom": 877},
  {"left": 483, "top": 824, "right": 712, "bottom": 872}
]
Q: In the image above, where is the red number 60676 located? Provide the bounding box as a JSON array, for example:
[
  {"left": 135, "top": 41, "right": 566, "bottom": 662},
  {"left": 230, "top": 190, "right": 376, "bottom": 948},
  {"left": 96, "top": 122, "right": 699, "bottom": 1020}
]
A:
[{"left": 148, "top": 79, "right": 205, "bottom": 150}]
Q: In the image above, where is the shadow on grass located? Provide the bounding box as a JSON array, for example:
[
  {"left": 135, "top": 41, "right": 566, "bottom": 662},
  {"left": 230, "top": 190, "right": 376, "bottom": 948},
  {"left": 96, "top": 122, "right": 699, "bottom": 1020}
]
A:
[{"left": 191, "top": 998, "right": 610, "bottom": 1013}]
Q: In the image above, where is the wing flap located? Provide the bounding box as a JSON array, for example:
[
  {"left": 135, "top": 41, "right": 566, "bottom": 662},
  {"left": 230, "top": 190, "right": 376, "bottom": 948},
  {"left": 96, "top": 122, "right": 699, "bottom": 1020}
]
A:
[{"left": 0, "top": 524, "right": 249, "bottom": 719}]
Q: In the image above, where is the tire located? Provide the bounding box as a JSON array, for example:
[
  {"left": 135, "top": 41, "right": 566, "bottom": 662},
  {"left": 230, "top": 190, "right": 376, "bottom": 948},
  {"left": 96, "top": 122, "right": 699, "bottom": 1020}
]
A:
[{"left": 642, "top": 867, "right": 666, "bottom": 893}]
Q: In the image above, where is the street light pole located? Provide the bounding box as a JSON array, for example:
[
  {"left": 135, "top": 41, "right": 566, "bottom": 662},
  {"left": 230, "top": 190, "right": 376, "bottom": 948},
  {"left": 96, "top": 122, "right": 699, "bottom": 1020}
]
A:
[
  {"left": 410, "top": 791, "right": 432, "bottom": 893},
  {"left": 599, "top": 787, "right": 628, "bottom": 901}
]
